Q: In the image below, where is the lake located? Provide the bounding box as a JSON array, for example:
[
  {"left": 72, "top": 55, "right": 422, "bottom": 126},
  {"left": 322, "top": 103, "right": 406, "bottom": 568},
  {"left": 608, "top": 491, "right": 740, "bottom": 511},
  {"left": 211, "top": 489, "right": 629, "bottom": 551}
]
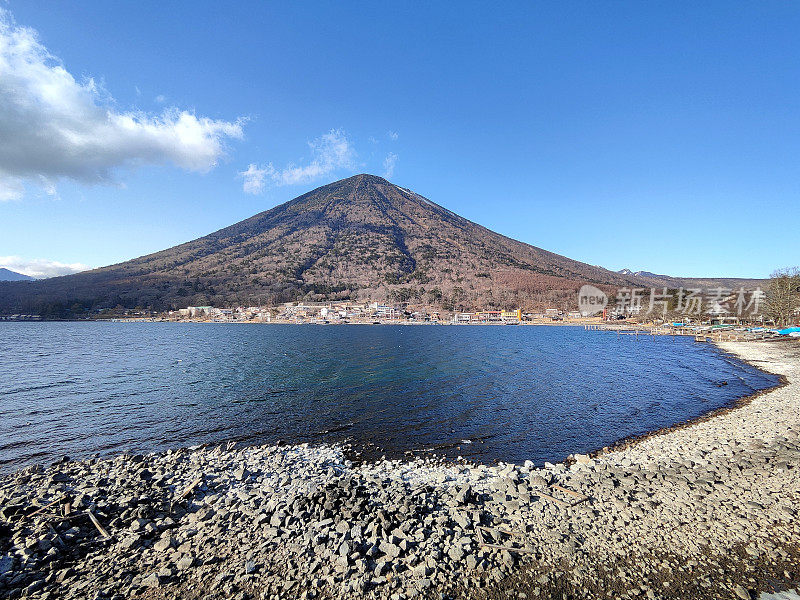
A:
[{"left": 0, "top": 322, "right": 779, "bottom": 472}]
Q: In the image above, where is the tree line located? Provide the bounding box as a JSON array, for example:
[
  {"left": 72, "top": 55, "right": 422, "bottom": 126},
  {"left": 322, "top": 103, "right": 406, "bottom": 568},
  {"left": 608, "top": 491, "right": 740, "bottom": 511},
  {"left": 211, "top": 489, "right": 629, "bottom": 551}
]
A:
[{"left": 767, "top": 267, "right": 800, "bottom": 327}]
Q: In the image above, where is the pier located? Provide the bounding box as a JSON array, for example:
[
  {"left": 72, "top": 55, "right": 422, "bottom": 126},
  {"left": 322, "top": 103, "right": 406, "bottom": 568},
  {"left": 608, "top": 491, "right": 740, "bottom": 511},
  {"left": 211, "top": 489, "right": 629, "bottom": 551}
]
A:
[{"left": 584, "top": 323, "right": 777, "bottom": 342}]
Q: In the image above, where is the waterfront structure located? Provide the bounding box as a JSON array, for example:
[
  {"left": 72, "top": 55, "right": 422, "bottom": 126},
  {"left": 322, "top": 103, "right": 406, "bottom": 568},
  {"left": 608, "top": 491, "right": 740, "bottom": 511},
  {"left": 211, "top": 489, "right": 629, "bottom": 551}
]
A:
[
  {"left": 168, "top": 303, "right": 537, "bottom": 325},
  {"left": 188, "top": 306, "right": 212, "bottom": 318},
  {"left": 501, "top": 309, "right": 522, "bottom": 322},
  {"left": 369, "top": 302, "right": 401, "bottom": 319}
]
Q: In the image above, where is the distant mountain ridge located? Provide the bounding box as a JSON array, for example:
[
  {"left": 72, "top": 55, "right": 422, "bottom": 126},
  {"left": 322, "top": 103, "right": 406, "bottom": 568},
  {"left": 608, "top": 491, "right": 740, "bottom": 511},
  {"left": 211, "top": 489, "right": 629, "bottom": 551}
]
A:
[
  {"left": 616, "top": 268, "right": 763, "bottom": 291},
  {"left": 618, "top": 269, "right": 660, "bottom": 278},
  {"left": 0, "top": 268, "right": 33, "bottom": 282},
  {"left": 0, "top": 175, "right": 765, "bottom": 316}
]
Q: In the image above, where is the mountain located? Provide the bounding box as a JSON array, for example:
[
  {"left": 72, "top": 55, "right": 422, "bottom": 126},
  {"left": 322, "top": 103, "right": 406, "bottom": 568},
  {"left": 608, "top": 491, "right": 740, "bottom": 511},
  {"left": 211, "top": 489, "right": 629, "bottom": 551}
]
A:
[
  {"left": 616, "top": 268, "right": 764, "bottom": 292},
  {"left": 0, "top": 175, "right": 765, "bottom": 316},
  {"left": 618, "top": 269, "right": 660, "bottom": 278},
  {"left": 0, "top": 268, "right": 33, "bottom": 282}
]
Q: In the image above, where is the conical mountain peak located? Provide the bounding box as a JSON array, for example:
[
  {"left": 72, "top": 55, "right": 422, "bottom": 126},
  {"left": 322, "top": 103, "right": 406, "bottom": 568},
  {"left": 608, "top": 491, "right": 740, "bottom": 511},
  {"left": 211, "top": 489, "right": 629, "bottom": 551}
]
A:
[{"left": 4, "top": 175, "right": 743, "bottom": 316}]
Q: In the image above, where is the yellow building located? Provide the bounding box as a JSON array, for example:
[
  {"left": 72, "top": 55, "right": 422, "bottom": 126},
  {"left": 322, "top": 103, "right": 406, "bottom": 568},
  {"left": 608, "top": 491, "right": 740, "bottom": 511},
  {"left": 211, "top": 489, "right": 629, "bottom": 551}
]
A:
[{"left": 501, "top": 309, "right": 522, "bottom": 321}]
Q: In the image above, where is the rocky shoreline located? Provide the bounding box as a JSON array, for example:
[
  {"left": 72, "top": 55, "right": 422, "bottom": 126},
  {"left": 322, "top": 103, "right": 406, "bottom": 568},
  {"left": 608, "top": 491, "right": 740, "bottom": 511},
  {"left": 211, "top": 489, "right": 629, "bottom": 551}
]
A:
[{"left": 1, "top": 339, "right": 799, "bottom": 600}]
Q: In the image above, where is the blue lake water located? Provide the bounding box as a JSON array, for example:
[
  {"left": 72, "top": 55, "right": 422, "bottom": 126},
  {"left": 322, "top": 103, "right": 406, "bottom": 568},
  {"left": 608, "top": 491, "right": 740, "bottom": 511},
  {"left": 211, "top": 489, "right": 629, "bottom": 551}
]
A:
[{"left": 0, "top": 322, "right": 779, "bottom": 472}]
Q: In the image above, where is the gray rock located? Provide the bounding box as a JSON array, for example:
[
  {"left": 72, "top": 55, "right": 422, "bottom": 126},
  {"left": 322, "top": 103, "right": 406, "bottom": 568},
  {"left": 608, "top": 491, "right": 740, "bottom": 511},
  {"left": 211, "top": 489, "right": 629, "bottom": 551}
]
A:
[
  {"left": 0, "top": 555, "right": 13, "bottom": 575},
  {"left": 412, "top": 563, "right": 430, "bottom": 578},
  {"left": 336, "top": 520, "right": 350, "bottom": 534},
  {"left": 158, "top": 566, "right": 176, "bottom": 578},
  {"left": 335, "top": 555, "right": 350, "bottom": 572},
  {"left": 153, "top": 536, "right": 174, "bottom": 552},
  {"left": 142, "top": 573, "right": 162, "bottom": 588},
  {"left": 453, "top": 512, "right": 471, "bottom": 529},
  {"left": 529, "top": 475, "right": 549, "bottom": 487},
  {"left": 447, "top": 546, "right": 464, "bottom": 562},
  {"left": 119, "top": 535, "right": 141, "bottom": 551},
  {"left": 416, "top": 577, "right": 432, "bottom": 591},
  {"left": 734, "top": 585, "right": 751, "bottom": 600},
  {"left": 24, "top": 580, "right": 45, "bottom": 595},
  {"left": 454, "top": 484, "right": 473, "bottom": 505},
  {"left": 378, "top": 541, "right": 401, "bottom": 559},
  {"left": 130, "top": 518, "right": 150, "bottom": 532}
]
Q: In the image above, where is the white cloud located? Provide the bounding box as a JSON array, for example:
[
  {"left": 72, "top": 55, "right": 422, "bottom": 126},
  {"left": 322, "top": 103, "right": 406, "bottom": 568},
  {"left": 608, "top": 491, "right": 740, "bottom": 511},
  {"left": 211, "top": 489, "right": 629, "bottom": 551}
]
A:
[
  {"left": 0, "top": 10, "right": 244, "bottom": 201},
  {"left": 0, "top": 177, "right": 23, "bottom": 201},
  {"left": 274, "top": 129, "right": 356, "bottom": 186},
  {"left": 239, "top": 128, "right": 356, "bottom": 194},
  {"left": 383, "top": 152, "right": 398, "bottom": 178},
  {"left": 0, "top": 256, "right": 90, "bottom": 278},
  {"left": 239, "top": 163, "right": 273, "bottom": 195},
  {"left": 154, "top": 94, "right": 166, "bottom": 104},
  {"left": 387, "top": 130, "right": 398, "bottom": 141}
]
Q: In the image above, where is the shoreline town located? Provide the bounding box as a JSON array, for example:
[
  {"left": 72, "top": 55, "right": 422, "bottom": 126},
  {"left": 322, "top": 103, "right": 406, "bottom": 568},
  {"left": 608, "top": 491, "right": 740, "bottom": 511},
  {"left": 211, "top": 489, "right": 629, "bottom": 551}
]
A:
[
  {"left": 5, "top": 300, "right": 797, "bottom": 345},
  {"left": 1, "top": 337, "right": 799, "bottom": 600}
]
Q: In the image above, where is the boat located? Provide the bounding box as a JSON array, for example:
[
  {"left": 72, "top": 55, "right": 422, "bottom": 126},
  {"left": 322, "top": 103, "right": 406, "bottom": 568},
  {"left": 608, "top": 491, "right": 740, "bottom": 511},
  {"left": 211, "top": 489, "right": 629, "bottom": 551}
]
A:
[{"left": 777, "top": 327, "right": 800, "bottom": 336}]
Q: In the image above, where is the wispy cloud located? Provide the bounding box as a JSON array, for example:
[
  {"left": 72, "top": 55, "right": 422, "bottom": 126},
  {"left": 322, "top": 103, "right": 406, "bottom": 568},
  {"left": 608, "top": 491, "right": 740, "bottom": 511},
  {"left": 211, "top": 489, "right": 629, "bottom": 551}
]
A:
[
  {"left": 239, "top": 128, "right": 356, "bottom": 194},
  {"left": 0, "top": 177, "right": 23, "bottom": 202},
  {"left": 383, "top": 152, "right": 398, "bottom": 178},
  {"left": 387, "top": 130, "right": 398, "bottom": 141},
  {"left": 239, "top": 164, "right": 271, "bottom": 195},
  {"left": 154, "top": 94, "right": 166, "bottom": 104},
  {"left": 0, "top": 256, "right": 90, "bottom": 278},
  {"left": 0, "top": 10, "right": 244, "bottom": 201}
]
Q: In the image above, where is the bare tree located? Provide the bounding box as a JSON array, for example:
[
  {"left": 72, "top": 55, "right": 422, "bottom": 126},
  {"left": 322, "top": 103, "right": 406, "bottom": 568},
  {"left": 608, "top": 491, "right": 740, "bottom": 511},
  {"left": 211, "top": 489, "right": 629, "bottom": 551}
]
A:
[{"left": 765, "top": 267, "right": 800, "bottom": 327}]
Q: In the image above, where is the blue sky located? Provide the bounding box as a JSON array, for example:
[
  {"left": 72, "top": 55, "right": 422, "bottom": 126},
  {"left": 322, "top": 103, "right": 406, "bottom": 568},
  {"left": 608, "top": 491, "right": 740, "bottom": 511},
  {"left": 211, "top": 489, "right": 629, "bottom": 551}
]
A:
[{"left": 1, "top": 2, "right": 798, "bottom": 278}]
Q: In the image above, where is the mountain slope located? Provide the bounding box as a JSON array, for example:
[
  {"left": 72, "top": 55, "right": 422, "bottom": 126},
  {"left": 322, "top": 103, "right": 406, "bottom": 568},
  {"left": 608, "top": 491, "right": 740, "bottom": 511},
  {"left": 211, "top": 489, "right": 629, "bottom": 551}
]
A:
[
  {"left": 0, "top": 268, "right": 34, "bottom": 282},
  {"left": 0, "top": 175, "right": 763, "bottom": 315}
]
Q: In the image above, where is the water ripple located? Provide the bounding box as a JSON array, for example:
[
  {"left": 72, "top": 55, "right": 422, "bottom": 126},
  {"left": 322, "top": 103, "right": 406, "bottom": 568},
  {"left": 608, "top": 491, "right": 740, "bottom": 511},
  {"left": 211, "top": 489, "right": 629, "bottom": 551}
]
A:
[{"left": 0, "top": 322, "right": 779, "bottom": 473}]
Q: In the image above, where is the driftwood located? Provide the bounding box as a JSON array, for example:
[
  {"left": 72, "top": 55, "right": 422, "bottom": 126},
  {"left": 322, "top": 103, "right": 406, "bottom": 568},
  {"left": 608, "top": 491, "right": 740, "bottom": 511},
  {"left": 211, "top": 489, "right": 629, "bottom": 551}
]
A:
[
  {"left": 21, "top": 496, "right": 64, "bottom": 520},
  {"left": 178, "top": 476, "right": 204, "bottom": 500},
  {"left": 45, "top": 511, "right": 86, "bottom": 524},
  {"left": 86, "top": 510, "right": 112, "bottom": 540},
  {"left": 550, "top": 484, "right": 589, "bottom": 503}
]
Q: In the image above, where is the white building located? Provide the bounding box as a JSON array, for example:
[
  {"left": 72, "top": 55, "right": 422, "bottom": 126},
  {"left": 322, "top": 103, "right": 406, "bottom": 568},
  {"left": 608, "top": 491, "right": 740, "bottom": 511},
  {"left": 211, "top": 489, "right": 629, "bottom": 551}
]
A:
[{"left": 188, "top": 306, "right": 212, "bottom": 318}]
